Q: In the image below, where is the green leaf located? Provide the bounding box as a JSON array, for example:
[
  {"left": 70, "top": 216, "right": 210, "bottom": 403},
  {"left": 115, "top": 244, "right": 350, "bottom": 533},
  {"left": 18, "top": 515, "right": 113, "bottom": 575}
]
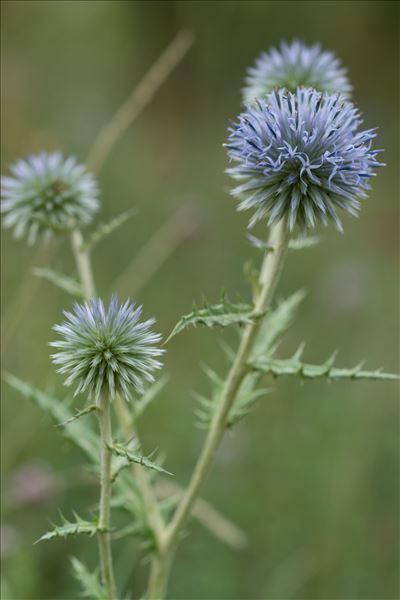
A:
[
  {"left": 107, "top": 442, "right": 173, "bottom": 476},
  {"left": 228, "top": 375, "right": 269, "bottom": 427},
  {"left": 33, "top": 267, "right": 84, "bottom": 298},
  {"left": 248, "top": 233, "right": 321, "bottom": 253},
  {"left": 3, "top": 373, "right": 98, "bottom": 462},
  {"left": 55, "top": 404, "right": 97, "bottom": 427},
  {"left": 250, "top": 347, "right": 400, "bottom": 381},
  {"left": 134, "top": 375, "right": 169, "bottom": 418},
  {"left": 82, "top": 209, "right": 136, "bottom": 252},
  {"left": 166, "top": 299, "right": 264, "bottom": 342},
  {"left": 252, "top": 290, "right": 306, "bottom": 359},
  {"left": 288, "top": 235, "right": 321, "bottom": 250},
  {"left": 36, "top": 513, "right": 98, "bottom": 543},
  {"left": 247, "top": 234, "right": 274, "bottom": 252},
  {"left": 71, "top": 558, "right": 106, "bottom": 600},
  {"left": 2, "top": 374, "right": 156, "bottom": 549},
  {"left": 194, "top": 365, "right": 268, "bottom": 429}
]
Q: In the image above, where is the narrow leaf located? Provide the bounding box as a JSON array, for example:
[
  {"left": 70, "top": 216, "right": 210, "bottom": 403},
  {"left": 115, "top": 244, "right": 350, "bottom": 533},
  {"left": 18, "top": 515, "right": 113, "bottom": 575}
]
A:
[
  {"left": 107, "top": 442, "right": 173, "bottom": 476},
  {"left": 252, "top": 290, "right": 306, "bottom": 359},
  {"left": 247, "top": 234, "right": 274, "bottom": 252},
  {"left": 288, "top": 235, "right": 321, "bottom": 250},
  {"left": 166, "top": 300, "right": 264, "bottom": 342},
  {"left": 33, "top": 268, "right": 84, "bottom": 298},
  {"left": 71, "top": 558, "right": 106, "bottom": 600},
  {"left": 250, "top": 350, "right": 400, "bottom": 382},
  {"left": 134, "top": 375, "right": 169, "bottom": 418},
  {"left": 55, "top": 404, "right": 97, "bottom": 427},
  {"left": 36, "top": 513, "right": 98, "bottom": 543},
  {"left": 3, "top": 373, "right": 98, "bottom": 462},
  {"left": 83, "top": 209, "right": 136, "bottom": 252}
]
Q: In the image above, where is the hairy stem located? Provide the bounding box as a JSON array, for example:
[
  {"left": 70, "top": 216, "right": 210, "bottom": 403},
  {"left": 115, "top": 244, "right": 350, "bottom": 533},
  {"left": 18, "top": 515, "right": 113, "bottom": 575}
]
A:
[
  {"left": 70, "top": 229, "right": 96, "bottom": 299},
  {"left": 97, "top": 389, "right": 117, "bottom": 599},
  {"left": 147, "top": 217, "right": 290, "bottom": 599}
]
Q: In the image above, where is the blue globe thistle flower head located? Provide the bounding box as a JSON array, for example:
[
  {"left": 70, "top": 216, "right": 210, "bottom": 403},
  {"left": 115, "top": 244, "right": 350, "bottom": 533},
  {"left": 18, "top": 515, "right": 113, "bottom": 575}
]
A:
[
  {"left": 1, "top": 152, "right": 99, "bottom": 244},
  {"left": 50, "top": 296, "right": 164, "bottom": 403},
  {"left": 226, "top": 88, "right": 384, "bottom": 232},
  {"left": 243, "top": 40, "right": 352, "bottom": 104}
]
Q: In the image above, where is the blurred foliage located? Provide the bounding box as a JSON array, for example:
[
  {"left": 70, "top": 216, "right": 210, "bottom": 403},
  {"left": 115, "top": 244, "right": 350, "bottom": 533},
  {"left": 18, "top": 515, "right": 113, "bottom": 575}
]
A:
[{"left": 1, "top": 1, "right": 398, "bottom": 599}]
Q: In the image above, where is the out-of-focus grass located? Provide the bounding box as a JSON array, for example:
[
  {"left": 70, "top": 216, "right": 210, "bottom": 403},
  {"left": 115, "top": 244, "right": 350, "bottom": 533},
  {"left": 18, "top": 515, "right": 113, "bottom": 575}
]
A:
[{"left": 1, "top": 1, "right": 398, "bottom": 599}]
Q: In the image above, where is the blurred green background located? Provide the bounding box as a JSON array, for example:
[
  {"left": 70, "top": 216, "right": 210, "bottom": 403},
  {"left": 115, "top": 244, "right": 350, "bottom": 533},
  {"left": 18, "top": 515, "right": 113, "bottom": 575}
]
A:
[{"left": 1, "top": 1, "right": 399, "bottom": 599}]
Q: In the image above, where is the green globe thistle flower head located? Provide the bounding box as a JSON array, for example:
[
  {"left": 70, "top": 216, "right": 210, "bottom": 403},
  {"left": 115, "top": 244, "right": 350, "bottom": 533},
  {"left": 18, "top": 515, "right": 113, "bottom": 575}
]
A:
[
  {"left": 50, "top": 296, "right": 164, "bottom": 403},
  {"left": 243, "top": 40, "right": 352, "bottom": 104},
  {"left": 1, "top": 152, "right": 99, "bottom": 244},
  {"left": 226, "top": 88, "right": 384, "bottom": 232}
]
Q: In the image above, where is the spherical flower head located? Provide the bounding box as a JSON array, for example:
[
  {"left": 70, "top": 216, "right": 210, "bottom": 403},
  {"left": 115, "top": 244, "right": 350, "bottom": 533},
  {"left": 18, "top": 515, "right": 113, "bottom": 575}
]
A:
[
  {"left": 1, "top": 152, "right": 99, "bottom": 244},
  {"left": 243, "top": 40, "right": 352, "bottom": 104},
  {"left": 50, "top": 296, "right": 164, "bottom": 402},
  {"left": 226, "top": 88, "right": 384, "bottom": 232}
]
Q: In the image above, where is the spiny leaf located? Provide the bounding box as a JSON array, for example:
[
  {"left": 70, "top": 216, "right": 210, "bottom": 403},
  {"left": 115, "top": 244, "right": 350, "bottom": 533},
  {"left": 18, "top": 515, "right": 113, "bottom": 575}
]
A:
[
  {"left": 33, "top": 267, "right": 84, "bottom": 298},
  {"left": 134, "top": 375, "right": 169, "bottom": 418},
  {"left": 3, "top": 373, "right": 98, "bottom": 461},
  {"left": 288, "top": 235, "right": 321, "bottom": 250},
  {"left": 252, "top": 290, "right": 306, "bottom": 359},
  {"left": 55, "top": 404, "right": 97, "bottom": 427},
  {"left": 82, "top": 209, "right": 136, "bottom": 252},
  {"left": 36, "top": 512, "right": 98, "bottom": 543},
  {"left": 250, "top": 347, "right": 400, "bottom": 381},
  {"left": 3, "top": 374, "right": 152, "bottom": 546},
  {"left": 166, "top": 299, "right": 264, "bottom": 342},
  {"left": 70, "top": 558, "right": 106, "bottom": 600},
  {"left": 107, "top": 442, "right": 173, "bottom": 476}
]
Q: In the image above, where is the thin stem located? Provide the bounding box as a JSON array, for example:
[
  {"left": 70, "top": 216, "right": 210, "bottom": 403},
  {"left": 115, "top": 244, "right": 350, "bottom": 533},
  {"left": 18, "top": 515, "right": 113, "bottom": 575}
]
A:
[
  {"left": 147, "top": 217, "right": 290, "bottom": 598},
  {"left": 114, "top": 394, "right": 165, "bottom": 544},
  {"left": 111, "top": 203, "right": 200, "bottom": 298},
  {"left": 86, "top": 30, "right": 194, "bottom": 173},
  {"left": 97, "top": 389, "right": 117, "bottom": 600},
  {"left": 70, "top": 229, "right": 96, "bottom": 299}
]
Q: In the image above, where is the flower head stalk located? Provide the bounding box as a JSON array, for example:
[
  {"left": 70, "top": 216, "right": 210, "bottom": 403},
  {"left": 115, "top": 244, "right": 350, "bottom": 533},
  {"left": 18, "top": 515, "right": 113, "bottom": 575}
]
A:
[
  {"left": 226, "top": 88, "right": 384, "bottom": 231},
  {"left": 51, "top": 296, "right": 164, "bottom": 402},
  {"left": 1, "top": 152, "right": 99, "bottom": 244},
  {"left": 243, "top": 40, "right": 351, "bottom": 104}
]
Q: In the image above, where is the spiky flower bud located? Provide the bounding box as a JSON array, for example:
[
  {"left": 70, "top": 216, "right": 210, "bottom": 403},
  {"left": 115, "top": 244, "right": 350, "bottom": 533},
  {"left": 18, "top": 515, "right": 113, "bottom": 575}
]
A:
[
  {"left": 243, "top": 40, "right": 351, "bottom": 104},
  {"left": 1, "top": 152, "right": 99, "bottom": 244},
  {"left": 50, "top": 296, "right": 164, "bottom": 402},
  {"left": 226, "top": 88, "right": 383, "bottom": 231}
]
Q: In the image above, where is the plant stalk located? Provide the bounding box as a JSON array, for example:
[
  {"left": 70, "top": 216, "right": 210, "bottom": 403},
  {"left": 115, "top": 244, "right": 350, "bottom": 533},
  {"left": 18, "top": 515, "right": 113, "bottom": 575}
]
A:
[
  {"left": 114, "top": 394, "right": 165, "bottom": 545},
  {"left": 147, "top": 217, "right": 290, "bottom": 599},
  {"left": 97, "top": 388, "right": 117, "bottom": 599},
  {"left": 70, "top": 229, "right": 96, "bottom": 299}
]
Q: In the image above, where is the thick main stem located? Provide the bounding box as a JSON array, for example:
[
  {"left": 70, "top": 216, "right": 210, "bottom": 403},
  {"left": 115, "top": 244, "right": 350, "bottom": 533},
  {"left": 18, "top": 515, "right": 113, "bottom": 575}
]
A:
[
  {"left": 147, "top": 218, "right": 289, "bottom": 599},
  {"left": 97, "top": 389, "right": 117, "bottom": 600}
]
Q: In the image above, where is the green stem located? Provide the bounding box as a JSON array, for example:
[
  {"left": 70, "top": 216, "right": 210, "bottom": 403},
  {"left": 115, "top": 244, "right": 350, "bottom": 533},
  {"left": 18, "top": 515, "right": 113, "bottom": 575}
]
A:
[
  {"left": 70, "top": 229, "right": 96, "bottom": 299},
  {"left": 147, "top": 217, "right": 290, "bottom": 599},
  {"left": 146, "top": 549, "right": 174, "bottom": 600},
  {"left": 70, "top": 233, "right": 116, "bottom": 597},
  {"left": 97, "top": 389, "right": 117, "bottom": 600},
  {"left": 70, "top": 229, "right": 165, "bottom": 598},
  {"left": 114, "top": 394, "right": 165, "bottom": 544}
]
